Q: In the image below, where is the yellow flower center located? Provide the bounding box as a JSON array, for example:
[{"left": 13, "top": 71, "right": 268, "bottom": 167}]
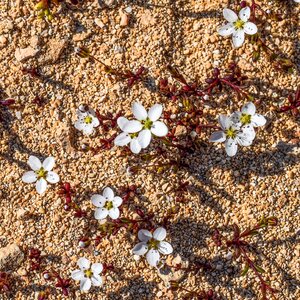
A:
[
  {"left": 104, "top": 201, "right": 113, "bottom": 210},
  {"left": 148, "top": 238, "right": 160, "bottom": 250},
  {"left": 142, "top": 118, "right": 153, "bottom": 130},
  {"left": 129, "top": 132, "right": 138, "bottom": 139},
  {"left": 84, "top": 269, "right": 93, "bottom": 278},
  {"left": 226, "top": 127, "right": 237, "bottom": 139},
  {"left": 240, "top": 113, "right": 251, "bottom": 125},
  {"left": 84, "top": 116, "right": 93, "bottom": 124},
  {"left": 234, "top": 20, "right": 245, "bottom": 30},
  {"left": 36, "top": 167, "right": 47, "bottom": 179}
]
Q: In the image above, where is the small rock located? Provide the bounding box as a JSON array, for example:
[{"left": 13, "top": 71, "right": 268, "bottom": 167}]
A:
[
  {"left": 17, "top": 267, "right": 27, "bottom": 276},
  {"left": 120, "top": 13, "right": 129, "bottom": 27},
  {"left": 0, "top": 20, "right": 13, "bottom": 34},
  {"left": 73, "top": 31, "right": 91, "bottom": 42},
  {"left": 0, "top": 244, "right": 24, "bottom": 271},
  {"left": 16, "top": 208, "right": 27, "bottom": 219},
  {"left": 124, "top": 6, "right": 132, "bottom": 13},
  {"left": 174, "top": 125, "right": 187, "bottom": 136},
  {"left": 140, "top": 12, "right": 155, "bottom": 26},
  {"left": 0, "top": 35, "right": 7, "bottom": 48},
  {"left": 95, "top": 18, "right": 105, "bottom": 28},
  {"left": 15, "top": 47, "right": 39, "bottom": 62},
  {"left": 43, "top": 38, "right": 67, "bottom": 63},
  {"left": 30, "top": 35, "right": 40, "bottom": 48}
]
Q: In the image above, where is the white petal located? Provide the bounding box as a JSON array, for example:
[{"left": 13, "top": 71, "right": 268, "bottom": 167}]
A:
[
  {"left": 151, "top": 121, "right": 168, "bottom": 137},
  {"left": 230, "top": 112, "right": 242, "bottom": 124},
  {"left": 82, "top": 124, "right": 94, "bottom": 135},
  {"left": 91, "top": 194, "right": 106, "bottom": 207},
  {"left": 91, "top": 263, "right": 103, "bottom": 275},
  {"left": 22, "top": 171, "right": 37, "bottom": 183},
  {"left": 223, "top": 8, "right": 238, "bottom": 22},
  {"left": 218, "top": 115, "right": 231, "bottom": 130},
  {"left": 92, "top": 116, "right": 100, "bottom": 127},
  {"left": 218, "top": 23, "right": 235, "bottom": 36},
  {"left": 243, "top": 22, "right": 257, "bottom": 35},
  {"left": 91, "top": 275, "right": 102, "bottom": 287},
  {"left": 94, "top": 208, "right": 109, "bottom": 220},
  {"left": 137, "top": 129, "right": 152, "bottom": 148},
  {"left": 236, "top": 135, "right": 253, "bottom": 147},
  {"left": 132, "top": 242, "right": 148, "bottom": 256},
  {"left": 123, "top": 120, "right": 143, "bottom": 133},
  {"left": 251, "top": 114, "right": 266, "bottom": 127},
  {"left": 74, "top": 120, "right": 85, "bottom": 131},
  {"left": 77, "top": 257, "right": 90, "bottom": 270},
  {"left": 117, "top": 117, "right": 129, "bottom": 130},
  {"left": 209, "top": 131, "right": 226, "bottom": 143},
  {"left": 46, "top": 171, "right": 59, "bottom": 184},
  {"left": 36, "top": 178, "right": 47, "bottom": 194},
  {"left": 42, "top": 157, "right": 55, "bottom": 171},
  {"left": 71, "top": 270, "right": 85, "bottom": 281},
  {"left": 146, "top": 249, "right": 160, "bottom": 266},
  {"left": 28, "top": 156, "right": 42, "bottom": 171},
  {"left": 158, "top": 241, "right": 173, "bottom": 255},
  {"left": 148, "top": 104, "right": 163, "bottom": 121},
  {"left": 153, "top": 227, "right": 167, "bottom": 241},
  {"left": 232, "top": 29, "right": 245, "bottom": 48},
  {"left": 241, "top": 125, "right": 256, "bottom": 140},
  {"left": 112, "top": 196, "right": 123, "bottom": 208},
  {"left": 80, "top": 278, "right": 91, "bottom": 291},
  {"left": 132, "top": 102, "right": 147, "bottom": 120},
  {"left": 239, "top": 7, "right": 251, "bottom": 22},
  {"left": 241, "top": 102, "right": 256, "bottom": 115},
  {"left": 138, "top": 229, "right": 152, "bottom": 242},
  {"left": 225, "top": 139, "right": 238, "bottom": 156},
  {"left": 103, "top": 187, "right": 114, "bottom": 200},
  {"left": 115, "top": 132, "right": 131, "bottom": 146},
  {"left": 130, "top": 139, "right": 142, "bottom": 154},
  {"left": 108, "top": 207, "right": 120, "bottom": 219}
]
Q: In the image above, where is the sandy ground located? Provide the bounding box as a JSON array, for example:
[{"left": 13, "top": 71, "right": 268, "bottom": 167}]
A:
[{"left": 0, "top": 0, "right": 299, "bottom": 299}]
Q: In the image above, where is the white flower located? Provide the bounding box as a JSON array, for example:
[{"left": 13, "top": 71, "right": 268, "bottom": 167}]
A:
[
  {"left": 22, "top": 156, "right": 60, "bottom": 194},
  {"left": 218, "top": 7, "right": 257, "bottom": 48},
  {"left": 71, "top": 257, "right": 103, "bottom": 291},
  {"left": 91, "top": 187, "right": 122, "bottom": 220},
  {"left": 114, "top": 102, "right": 168, "bottom": 154},
  {"left": 209, "top": 115, "right": 255, "bottom": 157},
  {"left": 132, "top": 227, "right": 173, "bottom": 267},
  {"left": 294, "top": 0, "right": 300, "bottom": 3},
  {"left": 230, "top": 102, "right": 266, "bottom": 128},
  {"left": 74, "top": 107, "right": 99, "bottom": 135}
]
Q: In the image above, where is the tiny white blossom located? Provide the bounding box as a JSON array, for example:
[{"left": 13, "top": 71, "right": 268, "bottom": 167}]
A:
[
  {"left": 209, "top": 115, "right": 255, "bottom": 157},
  {"left": 218, "top": 7, "right": 257, "bottom": 48},
  {"left": 230, "top": 102, "right": 266, "bottom": 128},
  {"left": 294, "top": 0, "right": 300, "bottom": 3},
  {"left": 22, "top": 156, "right": 60, "bottom": 194},
  {"left": 74, "top": 107, "right": 99, "bottom": 135},
  {"left": 91, "top": 187, "right": 122, "bottom": 220},
  {"left": 132, "top": 227, "right": 173, "bottom": 267},
  {"left": 71, "top": 257, "right": 103, "bottom": 291}
]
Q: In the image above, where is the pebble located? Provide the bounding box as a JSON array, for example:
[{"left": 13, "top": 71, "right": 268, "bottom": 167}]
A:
[
  {"left": 0, "top": 35, "right": 7, "bottom": 48},
  {"left": 15, "top": 47, "right": 39, "bottom": 62},
  {"left": 0, "top": 244, "right": 24, "bottom": 271},
  {"left": 120, "top": 13, "right": 130, "bottom": 27}
]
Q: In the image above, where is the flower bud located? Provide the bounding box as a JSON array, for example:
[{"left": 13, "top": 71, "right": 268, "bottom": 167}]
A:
[{"left": 78, "top": 237, "right": 91, "bottom": 248}]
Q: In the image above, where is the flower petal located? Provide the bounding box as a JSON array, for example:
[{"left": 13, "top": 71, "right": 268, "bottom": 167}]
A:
[
  {"left": 36, "top": 178, "right": 47, "bottom": 194},
  {"left": 130, "top": 138, "right": 142, "bottom": 154},
  {"left": 91, "top": 194, "right": 106, "bottom": 207},
  {"left": 74, "top": 120, "right": 85, "bottom": 131},
  {"left": 108, "top": 207, "right": 120, "bottom": 220},
  {"left": 94, "top": 208, "right": 109, "bottom": 220},
  {"left": 132, "top": 242, "right": 148, "bottom": 256},
  {"left": 251, "top": 114, "right": 266, "bottom": 127},
  {"left": 42, "top": 157, "right": 55, "bottom": 171},
  {"left": 22, "top": 171, "right": 37, "bottom": 183},
  {"left": 239, "top": 7, "right": 250, "bottom": 22},
  {"left": 115, "top": 132, "right": 131, "bottom": 146},
  {"left": 146, "top": 249, "right": 160, "bottom": 266},
  {"left": 232, "top": 29, "right": 245, "bottom": 48},
  {"left": 138, "top": 229, "right": 152, "bottom": 242},
  {"left": 218, "top": 115, "right": 231, "bottom": 130},
  {"left": 82, "top": 124, "right": 94, "bottom": 135},
  {"left": 148, "top": 104, "right": 163, "bottom": 121},
  {"left": 80, "top": 278, "right": 92, "bottom": 291},
  {"left": 91, "top": 263, "right": 103, "bottom": 275},
  {"left": 28, "top": 156, "right": 41, "bottom": 171},
  {"left": 132, "top": 102, "right": 147, "bottom": 120},
  {"left": 91, "top": 275, "right": 102, "bottom": 287},
  {"left": 112, "top": 196, "right": 123, "bottom": 208},
  {"left": 123, "top": 120, "right": 143, "bottom": 133},
  {"left": 209, "top": 131, "right": 226, "bottom": 143},
  {"left": 137, "top": 129, "right": 152, "bottom": 148},
  {"left": 117, "top": 117, "right": 130, "bottom": 130},
  {"left": 241, "top": 125, "right": 256, "bottom": 140},
  {"left": 92, "top": 117, "right": 100, "bottom": 127},
  {"left": 46, "top": 171, "right": 59, "bottom": 184},
  {"left": 225, "top": 139, "right": 238, "bottom": 157},
  {"left": 77, "top": 257, "right": 90, "bottom": 270},
  {"left": 243, "top": 22, "right": 257, "bottom": 35},
  {"left": 158, "top": 241, "right": 173, "bottom": 255},
  {"left": 103, "top": 187, "right": 114, "bottom": 200},
  {"left": 241, "top": 102, "right": 256, "bottom": 115},
  {"left": 223, "top": 8, "right": 238, "bottom": 23},
  {"left": 218, "top": 23, "right": 235, "bottom": 36},
  {"left": 153, "top": 227, "right": 167, "bottom": 241},
  {"left": 230, "top": 112, "right": 242, "bottom": 125},
  {"left": 71, "top": 270, "right": 85, "bottom": 281},
  {"left": 151, "top": 121, "right": 168, "bottom": 137}
]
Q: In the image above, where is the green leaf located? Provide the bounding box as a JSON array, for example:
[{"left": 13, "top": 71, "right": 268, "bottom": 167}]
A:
[
  {"left": 241, "top": 264, "right": 249, "bottom": 276},
  {"left": 254, "top": 264, "right": 265, "bottom": 273}
]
